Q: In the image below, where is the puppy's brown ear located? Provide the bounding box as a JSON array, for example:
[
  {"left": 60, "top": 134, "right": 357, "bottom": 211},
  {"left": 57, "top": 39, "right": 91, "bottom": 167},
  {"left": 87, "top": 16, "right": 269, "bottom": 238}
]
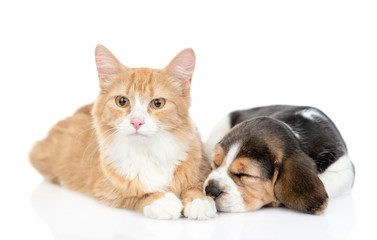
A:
[{"left": 274, "top": 153, "right": 328, "bottom": 215}]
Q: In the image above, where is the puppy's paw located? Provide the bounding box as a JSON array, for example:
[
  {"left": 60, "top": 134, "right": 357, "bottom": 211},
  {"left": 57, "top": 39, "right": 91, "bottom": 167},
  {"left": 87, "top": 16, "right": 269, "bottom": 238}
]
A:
[
  {"left": 183, "top": 198, "right": 217, "bottom": 220},
  {"left": 143, "top": 192, "right": 183, "bottom": 220}
]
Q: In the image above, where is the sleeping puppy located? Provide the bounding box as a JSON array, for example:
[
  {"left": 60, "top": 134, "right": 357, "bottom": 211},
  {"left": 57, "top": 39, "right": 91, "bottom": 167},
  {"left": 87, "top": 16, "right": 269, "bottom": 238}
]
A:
[{"left": 204, "top": 105, "right": 355, "bottom": 215}]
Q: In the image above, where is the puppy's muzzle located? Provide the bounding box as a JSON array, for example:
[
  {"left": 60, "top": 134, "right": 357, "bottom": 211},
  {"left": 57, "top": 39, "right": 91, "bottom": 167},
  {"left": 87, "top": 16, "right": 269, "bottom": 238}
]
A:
[{"left": 205, "top": 180, "right": 223, "bottom": 199}]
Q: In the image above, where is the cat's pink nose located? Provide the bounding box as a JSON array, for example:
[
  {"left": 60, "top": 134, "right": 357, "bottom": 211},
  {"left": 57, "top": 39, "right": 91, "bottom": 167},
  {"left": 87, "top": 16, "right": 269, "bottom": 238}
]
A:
[{"left": 130, "top": 118, "right": 145, "bottom": 130}]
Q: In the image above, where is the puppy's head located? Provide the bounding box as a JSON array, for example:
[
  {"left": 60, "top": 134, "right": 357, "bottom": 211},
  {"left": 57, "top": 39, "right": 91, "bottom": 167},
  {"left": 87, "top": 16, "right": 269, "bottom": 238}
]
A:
[{"left": 204, "top": 117, "right": 328, "bottom": 215}]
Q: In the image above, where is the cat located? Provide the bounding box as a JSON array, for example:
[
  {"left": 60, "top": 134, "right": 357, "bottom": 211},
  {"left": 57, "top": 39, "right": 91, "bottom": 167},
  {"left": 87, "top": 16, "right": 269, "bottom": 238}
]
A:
[{"left": 29, "top": 45, "right": 217, "bottom": 220}]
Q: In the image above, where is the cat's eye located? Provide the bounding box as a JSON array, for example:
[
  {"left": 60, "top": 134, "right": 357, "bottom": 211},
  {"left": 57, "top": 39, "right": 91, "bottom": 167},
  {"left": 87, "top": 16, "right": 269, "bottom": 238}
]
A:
[
  {"left": 150, "top": 98, "right": 166, "bottom": 110},
  {"left": 115, "top": 96, "right": 130, "bottom": 108}
]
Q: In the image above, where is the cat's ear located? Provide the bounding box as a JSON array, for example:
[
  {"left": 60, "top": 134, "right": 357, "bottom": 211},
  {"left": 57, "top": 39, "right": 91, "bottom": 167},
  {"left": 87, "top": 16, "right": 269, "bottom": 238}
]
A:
[
  {"left": 95, "top": 44, "right": 123, "bottom": 90},
  {"left": 164, "top": 48, "right": 196, "bottom": 93}
]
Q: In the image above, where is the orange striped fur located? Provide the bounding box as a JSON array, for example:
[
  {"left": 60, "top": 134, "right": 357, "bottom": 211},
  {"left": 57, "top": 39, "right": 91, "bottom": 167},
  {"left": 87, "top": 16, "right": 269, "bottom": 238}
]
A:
[{"left": 29, "top": 45, "right": 216, "bottom": 220}]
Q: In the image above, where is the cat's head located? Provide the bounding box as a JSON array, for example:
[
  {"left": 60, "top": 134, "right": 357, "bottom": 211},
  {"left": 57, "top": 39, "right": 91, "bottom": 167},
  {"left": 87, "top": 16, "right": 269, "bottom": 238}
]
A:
[{"left": 92, "top": 45, "right": 196, "bottom": 143}]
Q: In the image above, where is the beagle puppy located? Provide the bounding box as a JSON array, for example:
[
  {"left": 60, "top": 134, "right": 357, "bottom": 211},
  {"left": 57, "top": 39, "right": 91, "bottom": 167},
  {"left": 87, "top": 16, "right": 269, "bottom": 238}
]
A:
[{"left": 204, "top": 105, "right": 355, "bottom": 215}]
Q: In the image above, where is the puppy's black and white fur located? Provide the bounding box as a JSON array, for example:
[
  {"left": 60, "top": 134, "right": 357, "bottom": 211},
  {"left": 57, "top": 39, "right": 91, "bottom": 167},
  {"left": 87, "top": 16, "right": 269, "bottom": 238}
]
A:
[{"left": 204, "top": 105, "right": 355, "bottom": 215}]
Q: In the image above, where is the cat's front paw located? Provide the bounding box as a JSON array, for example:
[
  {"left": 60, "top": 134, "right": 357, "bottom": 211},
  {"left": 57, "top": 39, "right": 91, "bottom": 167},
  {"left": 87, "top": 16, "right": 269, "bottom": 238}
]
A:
[
  {"left": 143, "top": 192, "right": 183, "bottom": 220},
  {"left": 183, "top": 198, "right": 217, "bottom": 220}
]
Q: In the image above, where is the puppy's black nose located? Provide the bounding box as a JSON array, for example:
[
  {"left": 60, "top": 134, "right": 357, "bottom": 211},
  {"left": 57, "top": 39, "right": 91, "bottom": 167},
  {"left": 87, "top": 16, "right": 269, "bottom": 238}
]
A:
[{"left": 205, "top": 181, "right": 222, "bottom": 199}]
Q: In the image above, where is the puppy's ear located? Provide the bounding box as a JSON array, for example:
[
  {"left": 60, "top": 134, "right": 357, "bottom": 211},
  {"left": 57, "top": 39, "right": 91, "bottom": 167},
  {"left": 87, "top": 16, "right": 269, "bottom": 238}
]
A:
[
  {"left": 274, "top": 153, "right": 328, "bottom": 215},
  {"left": 213, "top": 145, "right": 225, "bottom": 168}
]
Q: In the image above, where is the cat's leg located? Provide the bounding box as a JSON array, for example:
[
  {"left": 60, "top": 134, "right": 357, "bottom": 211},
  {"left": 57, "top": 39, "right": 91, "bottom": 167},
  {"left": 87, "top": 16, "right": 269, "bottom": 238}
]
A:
[
  {"left": 93, "top": 177, "right": 183, "bottom": 219},
  {"left": 99, "top": 191, "right": 183, "bottom": 219},
  {"left": 181, "top": 187, "right": 217, "bottom": 220},
  {"left": 140, "top": 192, "right": 183, "bottom": 219},
  {"left": 94, "top": 169, "right": 215, "bottom": 220},
  {"left": 105, "top": 192, "right": 184, "bottom": 219}
]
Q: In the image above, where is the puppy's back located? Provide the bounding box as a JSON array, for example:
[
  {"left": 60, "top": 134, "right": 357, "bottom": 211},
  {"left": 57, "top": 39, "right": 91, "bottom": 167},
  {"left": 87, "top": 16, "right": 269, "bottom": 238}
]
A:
[{"left": 230, "top": 105, "right": 347, "bottom": 173}]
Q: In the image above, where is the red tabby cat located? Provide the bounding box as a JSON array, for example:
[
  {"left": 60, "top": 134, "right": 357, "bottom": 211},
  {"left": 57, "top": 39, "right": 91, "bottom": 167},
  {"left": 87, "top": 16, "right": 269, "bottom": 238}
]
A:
[{"left": 29, "top": 45, "right": 216, "bottom": 220}]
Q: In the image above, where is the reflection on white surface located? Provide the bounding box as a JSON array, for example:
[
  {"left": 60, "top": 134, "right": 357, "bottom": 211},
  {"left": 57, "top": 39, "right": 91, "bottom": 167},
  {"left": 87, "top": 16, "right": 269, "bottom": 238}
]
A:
[{"left": 31, "top": 181, "right": 355, "bottom": 240}]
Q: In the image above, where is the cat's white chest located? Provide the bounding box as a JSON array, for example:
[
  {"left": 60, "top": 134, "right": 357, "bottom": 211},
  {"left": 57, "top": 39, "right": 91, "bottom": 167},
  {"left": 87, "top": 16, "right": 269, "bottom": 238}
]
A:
[{"left": 106, "top": 132, "right": 189, "bottom": 193}]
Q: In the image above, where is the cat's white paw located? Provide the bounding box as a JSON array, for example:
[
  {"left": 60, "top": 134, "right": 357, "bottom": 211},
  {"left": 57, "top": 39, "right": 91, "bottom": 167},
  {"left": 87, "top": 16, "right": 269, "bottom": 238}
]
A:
[
  {"left": 183, "top": 198, "right": 217, "bottom": 220},
  {"left": 143, "top": 192, "right": 183, "bottom": 220}
]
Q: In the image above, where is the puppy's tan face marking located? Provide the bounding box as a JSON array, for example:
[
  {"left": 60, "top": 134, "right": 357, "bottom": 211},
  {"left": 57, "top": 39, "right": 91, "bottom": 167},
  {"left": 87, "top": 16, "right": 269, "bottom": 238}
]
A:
[
  {"left": 205, "top": 119, "right": 288, "bottom": 212},
  {"left": 213, "top": 146, "right": 225, "bottom": 168},
  {"left": 228, "top": 157, "right": 279, "bottom": 211},
  {"left": 229, "top": 157, "right": 262, "bottom": 179},
  {"left": 205, "top": 144, "right": 279, "bottom": 212}
]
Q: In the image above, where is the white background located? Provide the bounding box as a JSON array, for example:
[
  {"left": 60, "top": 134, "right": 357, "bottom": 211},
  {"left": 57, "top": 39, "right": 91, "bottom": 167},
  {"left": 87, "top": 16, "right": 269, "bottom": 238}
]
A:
[{"left": 1, "top": 0, "right": 376, "bottom": 239}]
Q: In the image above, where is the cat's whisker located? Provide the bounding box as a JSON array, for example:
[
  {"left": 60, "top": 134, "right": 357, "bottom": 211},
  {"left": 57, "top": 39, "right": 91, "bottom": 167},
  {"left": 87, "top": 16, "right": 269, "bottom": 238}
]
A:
[
  {"left": 75, "top": 122, "right": 116, "bottom": 140},
  {"left": 81, "top": 127, "right": 117, "bottom": 165},
  {"left": 83, "top": 129, "right": 121, "bottom": 185},
  {"left": 83, "top": 131, "right": 118, "bottom": 183},
  {"left": 81, "top": 126, "right": 114, "bottom": 152},
  {"left": 157, "top": 124, "right": 190, "bottom": 136}
]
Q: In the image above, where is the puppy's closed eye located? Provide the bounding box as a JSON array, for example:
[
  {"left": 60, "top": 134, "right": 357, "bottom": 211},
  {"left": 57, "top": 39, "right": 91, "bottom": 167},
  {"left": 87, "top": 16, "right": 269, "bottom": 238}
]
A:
[
  {"left": 229, "top": 158, "right": 263, "bottom": 179},
  {"left": 232, "top": 172, "right": 260, "bottom": 179},
  {"left": 232, "top": 172, "right": 263, "bottom": 185},
  {"left": 233, "top": 173, "right": 250, "bottom": 178}
]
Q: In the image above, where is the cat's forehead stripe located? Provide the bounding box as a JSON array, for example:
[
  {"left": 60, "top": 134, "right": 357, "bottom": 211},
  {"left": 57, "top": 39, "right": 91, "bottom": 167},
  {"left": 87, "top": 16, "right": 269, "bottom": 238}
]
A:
[{"left": 124, "top": 69, "right": 156, "bottom": 98}]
